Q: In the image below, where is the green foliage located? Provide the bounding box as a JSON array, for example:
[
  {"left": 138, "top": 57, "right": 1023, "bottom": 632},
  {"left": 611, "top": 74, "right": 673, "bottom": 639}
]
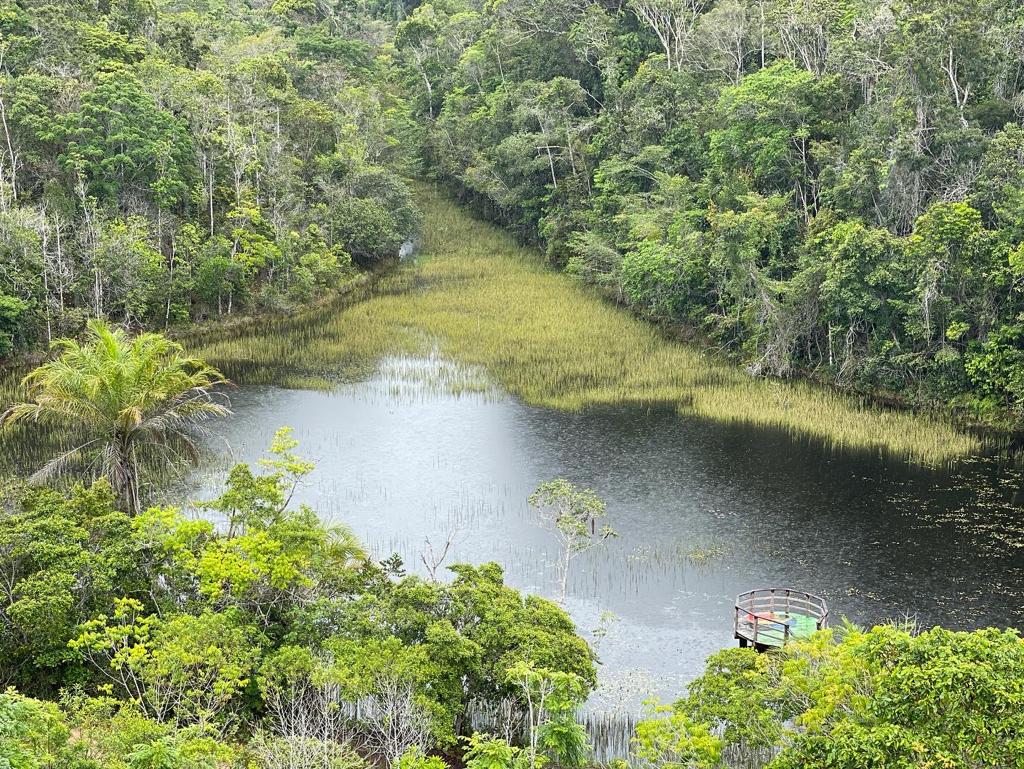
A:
[
  {"left": 194, "top": 427, "right": 366, "bottom": 627},
  {"left": 1, "top": 320, "right": 229, "bottom": 512},
  {"left": 0, "top": 428, "right": 595, "bottom": 765},
  {"left": 89, "top": 216, "right": 165, "bottom": 324},
  {"left": 527, "top": 480, "right": 612, "bottom": 551},
  {"left": 61, "top": 69, "right": 196, "bottom": 209},
  {"left": 60, "top": 694, "right": 235, "bottom": 769},
  {"left": 620, "top": 242, "right": 687, "bottom": 318},
  {"left": 317, "top": 166, "right": 422, "bottom": 262},
  {"left": 0, "top": 294, "right": 29, "bottom": 358},
  {"left": 0, "top": 689, "right": 70, "bottom": 768},
  {"left": 906, "top": 202, "right": 998, "bottom": 350},
  {"left": 507, "top": 662, "right": 590, "bottom": 769},
  {"left": 775, "top": 625, "right": 1024, "bottom": 767},
  {"left": 710, "top": 62, "right": 840, "bottom": 198},
  {"left": 679, "top": 648, "right": 781, "bottom": 752},
  {"left": 0, "top": 481, "right": 137, "bottom": 691},
  {"left": 965, "top": 322, "right": 1024, "bottom": 414},
  {"left": 632, "top": 704, "right": 722, "bottom": 769},
  {"left": 71, "top": 605, "right": 262, "bottom": 732},
  {"left": 0, "top": 0, "right": 418, "bottom": 340},
  {"left": 408, "top": 0, "right": 1024, "bottom": 424},
  {"left": 644, "top": 623, "right": 1024, "bottom": 768},
  {"left": 284, "top": 558, "right": 596, "bottom": 749},
  {"left": 396, "top": 746, "right": 448, "bottom": 769},
  {"left": 463, "top": 733, "right": 530, "bottom": 769},
  {"left": 528, "top": 479, "right": 615, "bottom": 603}
]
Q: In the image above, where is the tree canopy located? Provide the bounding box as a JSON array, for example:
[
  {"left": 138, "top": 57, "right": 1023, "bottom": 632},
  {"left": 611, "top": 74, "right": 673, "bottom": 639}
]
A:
[
  {"left": 398, "top": 0, "right": 1024, "bottom": 420},
  {"left": 0, "top": 432, "right": 597, "bottom": 767},
  {"left": 0, "top": 0, "right": 421, "bottom": 353}
]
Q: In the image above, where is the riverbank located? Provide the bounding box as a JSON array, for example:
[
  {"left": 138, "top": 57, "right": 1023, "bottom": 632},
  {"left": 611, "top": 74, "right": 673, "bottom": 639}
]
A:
[
  {"left": 442, "top": 184, "right": 1023, "bottom": 442},
  {"left": 191, "top": 185, "right": 980, "bottom": 465}
]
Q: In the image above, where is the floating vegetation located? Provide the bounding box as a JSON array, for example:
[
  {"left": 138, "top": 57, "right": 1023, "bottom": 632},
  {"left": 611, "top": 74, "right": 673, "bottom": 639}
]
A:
[
  {"left": 372, "top": 353, "right": 496, "bottom": 402},
  {"left": 682, "top": 544, "right": 730, "bottom": 567},
  {"left": 626, "top": 542, "right": 729, "bottom": 570},
  {"left": 178, "top": 186, "right": 979, "bottom": 465}
]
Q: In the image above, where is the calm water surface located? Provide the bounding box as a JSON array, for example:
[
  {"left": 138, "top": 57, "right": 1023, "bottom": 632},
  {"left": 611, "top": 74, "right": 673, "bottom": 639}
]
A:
[{"left": 187, "top": 355, "right": 1024, "bottom": 739}]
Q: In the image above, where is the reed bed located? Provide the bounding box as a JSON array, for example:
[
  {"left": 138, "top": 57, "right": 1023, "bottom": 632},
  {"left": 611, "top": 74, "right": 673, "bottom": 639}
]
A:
[
  {"left": 0, "top": 366, "right": 71, "bottom": 477},
  {"left": 187, "top": 187, "right": 978, "bottom": 465}
]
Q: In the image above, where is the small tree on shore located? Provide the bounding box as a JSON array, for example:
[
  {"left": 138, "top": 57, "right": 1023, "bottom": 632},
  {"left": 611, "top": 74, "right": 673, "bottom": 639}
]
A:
[
  {"left": 528, "top": 479, "right": 615, "bottom": 605},
  {"left": 507, "top": 661, "right": 590, "bottom": 769}
]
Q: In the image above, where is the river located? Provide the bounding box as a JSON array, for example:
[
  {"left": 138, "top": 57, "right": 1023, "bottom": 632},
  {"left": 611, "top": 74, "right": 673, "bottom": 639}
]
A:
[{"left": 186, "top": 351, "right": 1024, "bottom": 754}]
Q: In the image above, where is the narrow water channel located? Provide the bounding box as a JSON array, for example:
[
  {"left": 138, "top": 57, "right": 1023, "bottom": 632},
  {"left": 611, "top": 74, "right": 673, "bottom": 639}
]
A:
[{"left": 187, "top": 354, "right": 1024, "bottom": 754}]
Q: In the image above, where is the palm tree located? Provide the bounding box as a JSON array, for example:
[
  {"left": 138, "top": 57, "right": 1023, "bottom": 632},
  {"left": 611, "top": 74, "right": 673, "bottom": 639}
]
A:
[{"left": 1, "top": 319, "right": 230, "bottom": 513}]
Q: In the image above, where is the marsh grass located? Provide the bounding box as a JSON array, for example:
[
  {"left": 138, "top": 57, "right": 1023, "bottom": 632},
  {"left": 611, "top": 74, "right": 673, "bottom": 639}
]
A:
[
  {"left": 187, "top": 186, "right": 977, "bottom": 465},
  {"left": 0, "top": 367, "right": 67, "bottom": 476}
]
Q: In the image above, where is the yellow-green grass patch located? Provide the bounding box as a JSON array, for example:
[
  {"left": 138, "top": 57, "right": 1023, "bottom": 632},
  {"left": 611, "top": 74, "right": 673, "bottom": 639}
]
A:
[{"left": 190, "top": 186, "right": 981, "bottom": 465}]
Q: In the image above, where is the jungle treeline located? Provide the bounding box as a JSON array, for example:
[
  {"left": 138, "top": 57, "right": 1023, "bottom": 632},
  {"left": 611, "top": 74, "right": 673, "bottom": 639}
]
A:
[
  {"left": 397, "top": 0, "right": 1024, "bottom": 420},
  {"left": 2, "top": 0, "right": 1024, "bottom": 422},
  {"left": 0, "top": 0, "right": 420, "bottom": 353}
]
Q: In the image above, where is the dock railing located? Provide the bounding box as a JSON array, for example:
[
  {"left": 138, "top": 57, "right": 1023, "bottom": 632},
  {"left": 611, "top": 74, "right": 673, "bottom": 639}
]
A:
[{"left": 734, "top": 588, "right": 829, "bottom": 649}]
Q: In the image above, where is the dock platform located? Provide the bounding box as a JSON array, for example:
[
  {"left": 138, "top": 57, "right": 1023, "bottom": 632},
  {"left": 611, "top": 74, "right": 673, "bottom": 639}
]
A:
[{"left": 734, "top": 588, "right": 829, "bottom": 650}]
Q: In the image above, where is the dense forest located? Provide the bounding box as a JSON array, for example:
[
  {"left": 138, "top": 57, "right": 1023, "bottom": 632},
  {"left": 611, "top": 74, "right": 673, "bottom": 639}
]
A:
[
  {"left": 0, "top": 0, "right": 1023, "bottom": 423},
  {"left": 3, "top": 0, "right": 1024, "bottom": 767},
  {"left": 397, "top": 0, "right": 1024, "bottom": 419},
  {"left": 0, "top": 0, "right": 419, "bottom": 352}
]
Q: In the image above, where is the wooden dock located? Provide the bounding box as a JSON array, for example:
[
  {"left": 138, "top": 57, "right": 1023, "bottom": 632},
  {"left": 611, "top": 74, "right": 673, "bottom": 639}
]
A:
[{"left": 734, "top": 588, "right": 829, "bottom": 651}]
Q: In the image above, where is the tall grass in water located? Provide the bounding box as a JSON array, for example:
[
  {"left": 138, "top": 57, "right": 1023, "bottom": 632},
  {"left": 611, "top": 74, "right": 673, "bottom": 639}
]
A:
[
  {"left": 190, "top": 186, "right": 979, "bottom": 465},
  {"left": 0, "top": 367, "right": 75, "bottom": 476}
]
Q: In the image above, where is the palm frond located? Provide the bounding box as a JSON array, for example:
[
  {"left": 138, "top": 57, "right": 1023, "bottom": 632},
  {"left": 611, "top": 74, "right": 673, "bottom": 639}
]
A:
[
  {"left": 29, "top": 439, "right": 104, "bottom": 484},
  {"left": 5, "top": 319, "right": 232, "bottom": 512}
]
